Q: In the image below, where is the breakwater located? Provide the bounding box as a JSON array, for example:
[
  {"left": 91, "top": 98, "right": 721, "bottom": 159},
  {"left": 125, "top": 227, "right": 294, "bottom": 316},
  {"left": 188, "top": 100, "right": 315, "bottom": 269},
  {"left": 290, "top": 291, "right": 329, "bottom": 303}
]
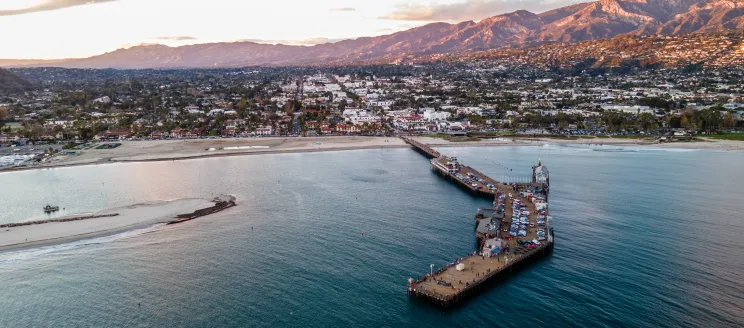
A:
[{"left": 167, "top": 196, "right": 236, "bottom": 225}]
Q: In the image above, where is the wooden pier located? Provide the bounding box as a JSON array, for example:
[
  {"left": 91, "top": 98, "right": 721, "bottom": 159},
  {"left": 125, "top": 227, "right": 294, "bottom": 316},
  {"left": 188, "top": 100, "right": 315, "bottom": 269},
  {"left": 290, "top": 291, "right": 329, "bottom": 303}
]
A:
[
  {"left": 403, "top": 137, "right": 442, "bottom": 159},
  {"left": 401, "top": 136, "right": 554, "bottom": 308}
]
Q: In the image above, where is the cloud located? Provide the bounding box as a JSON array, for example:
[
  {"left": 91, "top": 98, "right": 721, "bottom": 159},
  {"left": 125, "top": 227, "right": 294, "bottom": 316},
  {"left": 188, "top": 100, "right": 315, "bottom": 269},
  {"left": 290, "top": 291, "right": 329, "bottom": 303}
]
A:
[
  {"left": 0, "top": 0, "right": 118, "bottom": 16},
  {"left": 239, "top": 37, "right": 347, "bottom": 46},
  {"left": 329, "top": 7, "right": 356, "bottom": 12},
  {"left": 379, "top": 0, "right": 580, "bottom": 22},
  {"left": 376, "top": 25, "right": 417, "bottom": 35},
  {"left": 120, "top": 42, "right": 161, "bottom": 49},
  {"left": 155, "top": 36, "right": 198, "bottom": 41}
]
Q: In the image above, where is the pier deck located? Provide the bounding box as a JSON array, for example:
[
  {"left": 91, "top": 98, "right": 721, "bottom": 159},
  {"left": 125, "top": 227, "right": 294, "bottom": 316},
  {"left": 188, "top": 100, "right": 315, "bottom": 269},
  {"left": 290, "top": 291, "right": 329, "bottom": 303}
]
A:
[{"left": 401, "top": 136, "right": 553, "bottom": 308}]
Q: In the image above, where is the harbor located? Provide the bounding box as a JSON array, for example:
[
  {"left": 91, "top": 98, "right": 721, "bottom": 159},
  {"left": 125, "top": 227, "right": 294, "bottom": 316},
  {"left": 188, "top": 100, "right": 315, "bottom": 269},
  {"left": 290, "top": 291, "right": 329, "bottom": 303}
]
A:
[{"left": 402, "top": 136, "right": 554, "bottom": 308}]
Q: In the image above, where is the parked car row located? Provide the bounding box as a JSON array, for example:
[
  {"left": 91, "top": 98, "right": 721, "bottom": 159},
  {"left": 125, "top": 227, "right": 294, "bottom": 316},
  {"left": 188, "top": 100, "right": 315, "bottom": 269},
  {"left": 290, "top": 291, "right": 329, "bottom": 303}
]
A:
[{"left": 509, "top": 199, "right": 530, "bottom": 237}]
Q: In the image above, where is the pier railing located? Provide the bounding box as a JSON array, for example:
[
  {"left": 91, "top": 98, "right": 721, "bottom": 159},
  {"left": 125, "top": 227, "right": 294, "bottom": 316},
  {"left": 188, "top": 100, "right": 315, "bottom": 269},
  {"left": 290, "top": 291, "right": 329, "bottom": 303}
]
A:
[
  {"left": 465, "top": 166, "right": 532, "bottom": 185},
  {"left": 401, "top": 137, "right": 441, "bottom": 158},
  {"left": 408, "top": 241, "right": 552, "bottom": 306}
]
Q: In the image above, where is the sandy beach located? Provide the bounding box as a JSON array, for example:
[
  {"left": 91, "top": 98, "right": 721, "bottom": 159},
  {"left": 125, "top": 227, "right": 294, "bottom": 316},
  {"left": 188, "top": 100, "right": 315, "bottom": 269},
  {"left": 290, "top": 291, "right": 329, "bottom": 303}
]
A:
[
  {"left": 3, "top": 135, "right": 742, "bottom": 173},
  {"left": 0, "top": 197, "right": 226, "bottom": 252},
  {"left": 3, "top": 136, "right": 407, "bottom": 172},
  {"left": 411, "top": 136, "right": 744, "bottom": 151}
]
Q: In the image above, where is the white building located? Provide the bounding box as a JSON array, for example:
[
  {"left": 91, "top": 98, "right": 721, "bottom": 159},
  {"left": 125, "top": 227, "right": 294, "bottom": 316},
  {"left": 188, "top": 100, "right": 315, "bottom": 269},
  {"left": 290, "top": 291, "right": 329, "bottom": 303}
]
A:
[
  {"left": 601, "top": 105, "right": 653, "bottom": 114},
  {"left": 253, "top": 126, "right": 274, "bottom": 136},
  {"left": 423, "top": 109, "right": 451, "bottom": 121},
  {"left": 456, "top": 107, "right": 484, "bottom": 115},
  {"left": 368, "top": 100, "right": 394, "bottom": 107},
  {"left": 207, "top": 108, "right": 226, "bottom": 116},
  {"left": 93, "top": 96, "right": 112, "bottom": 104}
]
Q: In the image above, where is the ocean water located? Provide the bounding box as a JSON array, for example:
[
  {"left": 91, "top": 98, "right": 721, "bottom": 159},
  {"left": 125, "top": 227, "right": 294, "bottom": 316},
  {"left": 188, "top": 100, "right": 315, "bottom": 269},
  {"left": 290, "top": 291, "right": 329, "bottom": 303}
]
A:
[{"left": 0, "top": 145, "right": 742, "bottom": 327}]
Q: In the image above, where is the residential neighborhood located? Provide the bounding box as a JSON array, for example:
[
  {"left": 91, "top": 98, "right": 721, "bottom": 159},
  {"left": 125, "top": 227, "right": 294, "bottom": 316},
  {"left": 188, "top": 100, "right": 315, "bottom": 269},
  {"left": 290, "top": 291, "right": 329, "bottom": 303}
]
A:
[{"left": 1, "top": 54, "right": 744, "bottom": 168}]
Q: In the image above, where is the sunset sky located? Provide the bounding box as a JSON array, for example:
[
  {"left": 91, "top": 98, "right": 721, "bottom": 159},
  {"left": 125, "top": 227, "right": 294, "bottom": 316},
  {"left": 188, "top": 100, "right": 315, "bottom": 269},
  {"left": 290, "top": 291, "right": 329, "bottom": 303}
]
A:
[{"left": 0, "top": 0, "right": 580, "bottom": 59}]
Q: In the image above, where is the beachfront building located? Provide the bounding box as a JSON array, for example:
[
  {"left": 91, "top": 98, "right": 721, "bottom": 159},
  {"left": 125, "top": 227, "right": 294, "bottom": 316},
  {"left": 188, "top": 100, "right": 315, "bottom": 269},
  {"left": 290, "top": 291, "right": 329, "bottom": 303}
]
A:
[
  {"left": 335, "top": 124, "right": 359, "bottom": 134},
  {"left": 423, "top": 108, "right": 451, "bottom": 122},
  {"left": 95, "top": 129, "right": 131, "bottom": 141},
  {"left": 253, "top": 126, "right": 274, "bottom": 136}
]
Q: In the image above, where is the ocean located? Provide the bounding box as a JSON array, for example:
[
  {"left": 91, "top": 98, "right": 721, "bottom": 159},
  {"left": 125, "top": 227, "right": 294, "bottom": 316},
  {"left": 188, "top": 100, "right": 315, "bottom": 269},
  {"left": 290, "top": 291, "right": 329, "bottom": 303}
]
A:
[{"left": 0, "top": 145, "right": 742, "bottom": 327}]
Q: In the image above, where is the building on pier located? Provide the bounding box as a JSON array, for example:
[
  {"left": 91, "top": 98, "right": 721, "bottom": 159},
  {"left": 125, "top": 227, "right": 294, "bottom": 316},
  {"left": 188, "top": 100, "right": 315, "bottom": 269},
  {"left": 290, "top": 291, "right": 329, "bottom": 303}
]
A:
[{"left": 532, "top": 160, "right": 549, "bottom": 187}]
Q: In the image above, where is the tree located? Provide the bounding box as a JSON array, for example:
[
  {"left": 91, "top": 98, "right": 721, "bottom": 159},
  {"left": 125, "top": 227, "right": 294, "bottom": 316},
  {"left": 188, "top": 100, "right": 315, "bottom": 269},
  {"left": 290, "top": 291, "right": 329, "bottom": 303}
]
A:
[
  {"left": 237, "top": 98, "right": 248, "bottom": 110},
  {"left": 694, "top": 108, "right": 721, "bottom": 132},
  {"left": 724, "top": 112, "right": 736, "bottom": 129},
  {"left": 0, "top": 106, "right": 8, "bottom": 130},
  {"left": 636, "top": 112, "right": 655, "bottom": 131},
  {"left": 23, "top": 123, "right": 44, "bottom": 139},
  {"left": 680, "top": 115, "right": 690, "bottom": 129}
]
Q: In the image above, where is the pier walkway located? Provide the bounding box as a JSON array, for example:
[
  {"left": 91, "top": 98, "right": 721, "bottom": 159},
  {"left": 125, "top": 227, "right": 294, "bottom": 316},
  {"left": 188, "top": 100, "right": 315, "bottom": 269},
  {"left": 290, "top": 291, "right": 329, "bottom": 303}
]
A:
[
  {"left": 401, "top": 136, "right": 553, "bottom": 308},
  {"left": 401, "top": 137, "right": 441, "bottom": 159}
]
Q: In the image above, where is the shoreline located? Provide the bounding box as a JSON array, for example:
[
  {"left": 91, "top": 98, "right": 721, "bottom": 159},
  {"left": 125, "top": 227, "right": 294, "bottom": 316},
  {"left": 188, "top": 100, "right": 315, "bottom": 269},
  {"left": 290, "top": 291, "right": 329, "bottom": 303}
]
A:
[
  {"left": 2, "top": 136, "right": 742, "bottom": 174},
  {"left": 0, "top": 196, "right": 236, "bottom": 253},
  {"left": 1, "top": 138, "right": 409, "bottom": 173},
  {"left": 410, "top": 136, "right": 744, "bottom": 151},
  {"left": 0, "top": 221, "right": 165, "bottom": 253}
]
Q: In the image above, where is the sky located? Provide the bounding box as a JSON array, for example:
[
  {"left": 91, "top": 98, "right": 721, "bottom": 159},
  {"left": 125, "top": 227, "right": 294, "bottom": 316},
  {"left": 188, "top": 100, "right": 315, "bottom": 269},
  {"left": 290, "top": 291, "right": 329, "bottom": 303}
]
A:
[{"left": 0, "top": 0, "right": 582, "bottom": 59}]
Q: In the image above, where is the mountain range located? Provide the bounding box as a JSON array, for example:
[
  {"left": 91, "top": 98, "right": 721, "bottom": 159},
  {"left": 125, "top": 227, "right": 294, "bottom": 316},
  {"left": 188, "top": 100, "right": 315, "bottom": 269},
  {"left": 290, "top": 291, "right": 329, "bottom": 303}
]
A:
[{"left": 3, "top": 0, "right": 744, "bottom": 69}]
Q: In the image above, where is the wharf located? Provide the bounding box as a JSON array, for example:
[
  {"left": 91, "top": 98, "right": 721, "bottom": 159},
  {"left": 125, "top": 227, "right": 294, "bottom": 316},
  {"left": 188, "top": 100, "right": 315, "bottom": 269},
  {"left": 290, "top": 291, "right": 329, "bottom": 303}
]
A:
[
  {"left": 401, "top": 136, "right": 554, "bottom": 308},
  {"left": 405, "top": 137, "right": 533, "bottom": 199}
]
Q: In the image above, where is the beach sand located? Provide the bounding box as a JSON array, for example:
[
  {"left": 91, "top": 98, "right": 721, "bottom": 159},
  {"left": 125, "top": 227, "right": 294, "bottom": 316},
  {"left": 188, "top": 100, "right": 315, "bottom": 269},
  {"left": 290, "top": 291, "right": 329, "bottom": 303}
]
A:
[
  {"left": 0, "top": 198, "right": 220, "bottom": 252},
  {"left": 4, "top": 135, "right": 743, "bottom": 173},
  {"left": 411, "top": 136, "right": 744, "bottom": 151},
  {"left": 11, "top": 136, "right": 407, "bottom": 171}
]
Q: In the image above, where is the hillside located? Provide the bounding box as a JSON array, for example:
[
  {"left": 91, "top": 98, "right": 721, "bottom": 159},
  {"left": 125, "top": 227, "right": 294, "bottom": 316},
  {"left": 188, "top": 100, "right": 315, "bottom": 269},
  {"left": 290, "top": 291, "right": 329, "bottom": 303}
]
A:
[
  {"left": 444, "top": 30, "right": 744, "bottom": 70},
  {"left": 0, "top": 68, "right": 33, "bottom": 94}
]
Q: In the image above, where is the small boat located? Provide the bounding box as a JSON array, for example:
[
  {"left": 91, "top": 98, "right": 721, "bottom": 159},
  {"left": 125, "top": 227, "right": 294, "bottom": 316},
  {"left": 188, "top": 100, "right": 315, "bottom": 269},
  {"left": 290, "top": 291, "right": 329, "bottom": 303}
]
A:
[{"left": 44, "top": 205, "right": 59, "bottom": 213}]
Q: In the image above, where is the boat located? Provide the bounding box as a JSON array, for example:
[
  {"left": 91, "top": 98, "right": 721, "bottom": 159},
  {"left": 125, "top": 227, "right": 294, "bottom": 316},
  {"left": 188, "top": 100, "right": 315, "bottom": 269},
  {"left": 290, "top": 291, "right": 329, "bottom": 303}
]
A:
[{"left": 43, "top": 205, "right": 59, "bottom": 213}]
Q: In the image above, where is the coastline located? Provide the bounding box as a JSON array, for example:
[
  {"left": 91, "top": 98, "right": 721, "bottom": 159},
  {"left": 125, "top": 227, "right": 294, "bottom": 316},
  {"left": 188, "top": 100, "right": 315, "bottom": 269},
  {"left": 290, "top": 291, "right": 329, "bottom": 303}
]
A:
[
  {"left": 1, "top": 137, "right": 409, "bottom": 173},
  {"left": 410, "top": 136, "right": 744, "bottom": 151},
  {"left": 2, "top": 136, "right": 742, "bottom": 174},
  {"left": 0, "top": 197, "right": 235, "bottom": 252}
]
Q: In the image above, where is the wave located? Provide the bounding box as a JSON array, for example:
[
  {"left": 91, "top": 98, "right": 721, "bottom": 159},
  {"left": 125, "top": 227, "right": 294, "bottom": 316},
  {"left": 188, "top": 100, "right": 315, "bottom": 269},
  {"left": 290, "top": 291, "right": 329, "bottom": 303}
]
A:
[
  {"left": 539, "top": 143, "right": 593, "bottom": 151},
  {"left": 607, "top": 147, "right": 699, "bottom": 153},
  {"left": 0, "top": 223, "right": 165, "bottom": 264},
  {"left": 592, "top": 148, "right": 640, "bottom": 153},
  {"left": 541, "top": 143, "right": 702, "bottom": 153}
]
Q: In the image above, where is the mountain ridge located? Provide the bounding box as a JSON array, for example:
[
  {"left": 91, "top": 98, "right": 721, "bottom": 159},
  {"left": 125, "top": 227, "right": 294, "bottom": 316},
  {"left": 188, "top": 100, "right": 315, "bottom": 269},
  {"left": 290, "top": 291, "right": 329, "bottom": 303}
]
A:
[{"left": 2, "top": 0, "right": 743, "bottom": 69}]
